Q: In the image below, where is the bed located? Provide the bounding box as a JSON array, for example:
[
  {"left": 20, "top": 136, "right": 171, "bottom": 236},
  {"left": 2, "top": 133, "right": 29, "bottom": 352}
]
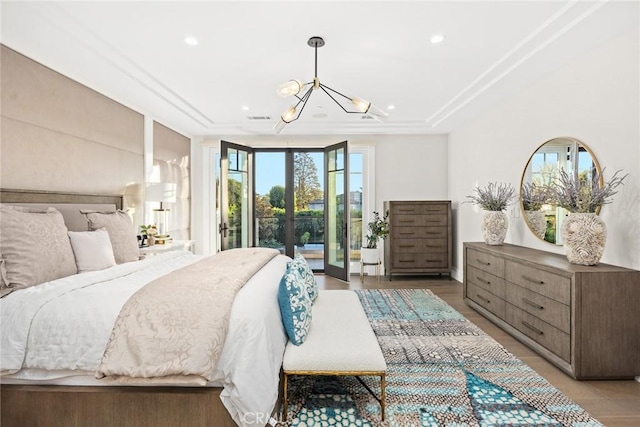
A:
[{"left": 0, "top": 189, "right": 289, "bottom": 427}]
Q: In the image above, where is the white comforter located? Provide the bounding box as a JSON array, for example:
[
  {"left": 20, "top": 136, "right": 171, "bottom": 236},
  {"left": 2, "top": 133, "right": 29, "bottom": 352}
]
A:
[{"left": 0, "top": 250, "right": 289, "bottom": 427}]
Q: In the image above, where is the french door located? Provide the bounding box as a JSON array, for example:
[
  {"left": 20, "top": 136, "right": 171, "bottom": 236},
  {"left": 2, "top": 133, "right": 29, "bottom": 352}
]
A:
[
  {"left": 219, "top": 141, "right": 349, "bottom": 280},
  {"left": 219, "top": 141, "right": 253, "bottom": 251},
  {"left": 324, "top": 141, "right": 349, "bottom": 281}
]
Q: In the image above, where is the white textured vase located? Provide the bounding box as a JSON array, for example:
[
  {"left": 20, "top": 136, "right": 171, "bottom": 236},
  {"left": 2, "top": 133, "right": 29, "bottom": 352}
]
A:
[
  {"left": 561, "top": 212, "right": 606, "bottom": 265},
  {"left": 525, "top": 210, "right": 547, "bottom": 239},
  {"left": 482, "top": 211, "right": 508, "bottom": 245}
]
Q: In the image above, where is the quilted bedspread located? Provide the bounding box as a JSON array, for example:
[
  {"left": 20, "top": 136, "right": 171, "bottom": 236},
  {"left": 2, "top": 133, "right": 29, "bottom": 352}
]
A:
[{"left": 96, "top": 247, "right": 279, "bottom": 385}]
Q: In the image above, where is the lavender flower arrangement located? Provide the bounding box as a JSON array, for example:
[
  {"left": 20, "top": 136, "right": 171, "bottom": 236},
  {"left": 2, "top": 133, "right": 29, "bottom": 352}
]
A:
[
  {"left": 551, "top": 168, "right": 627, "bottom": 213},
  {"left": 466, "top": 182, "right": 516, "bottom": 211},
  {"left": 521, "top": 182, "right": 550, "bottom": 211}
]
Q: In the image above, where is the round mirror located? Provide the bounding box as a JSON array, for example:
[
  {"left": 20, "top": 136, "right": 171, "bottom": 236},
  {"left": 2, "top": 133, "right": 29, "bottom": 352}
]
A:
[{"left": 520, "top": 137, "right": 601, "bottom": 245}]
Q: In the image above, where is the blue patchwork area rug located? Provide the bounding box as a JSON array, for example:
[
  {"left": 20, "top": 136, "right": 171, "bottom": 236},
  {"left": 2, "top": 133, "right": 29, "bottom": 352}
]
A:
[{"left": 281, "top": 288, "right": 602, "bottom": 426}]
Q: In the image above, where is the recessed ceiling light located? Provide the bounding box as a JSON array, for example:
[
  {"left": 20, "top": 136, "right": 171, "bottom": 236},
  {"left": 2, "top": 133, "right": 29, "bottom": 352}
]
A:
[
  {"left": 430, "top": 34, "right": 446, "bottom": 44},
  {"left": 241, "top": 106, "right": 250, "bottom": 111},
  {"left": 184, "top": 36, "right": 199, "bottom": 46},
  {"left": 387, "top": 105, "right": 396, "bottom": 110}
]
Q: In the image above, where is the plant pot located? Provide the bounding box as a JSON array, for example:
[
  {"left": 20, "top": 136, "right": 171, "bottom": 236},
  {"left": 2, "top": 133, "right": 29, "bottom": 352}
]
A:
[
  {"left": 360, "top": 247, "right": 380, "bottom": 264},
  {"left": 524, "top": 210, "right": 546, "bottom": 239},
  {"left": 482, "top": 211, "right": 508, "bottom": 245},
  {"left": 561, "top": 212, "right": 606, "bottom": 265}
]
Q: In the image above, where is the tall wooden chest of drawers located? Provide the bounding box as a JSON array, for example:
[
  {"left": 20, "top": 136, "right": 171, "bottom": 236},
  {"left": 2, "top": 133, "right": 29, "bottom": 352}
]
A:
[
  {"left": 463, "top": 242, "right": 640, "bottom": 379},
  {"left": 383, "top": 201, "right": 452, "bottom": 280}
]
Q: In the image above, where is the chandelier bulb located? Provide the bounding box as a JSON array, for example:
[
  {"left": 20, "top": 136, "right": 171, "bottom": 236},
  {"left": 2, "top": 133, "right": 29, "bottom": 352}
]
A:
[
  {"left": 281, "top": 106, "right": 297, "bottom": 123},
  {"left": 277, "top": 80, "right": 304, "bottom": 98},
  {"left": 351, "top": 97, "right": 371, "bottom": 114}
]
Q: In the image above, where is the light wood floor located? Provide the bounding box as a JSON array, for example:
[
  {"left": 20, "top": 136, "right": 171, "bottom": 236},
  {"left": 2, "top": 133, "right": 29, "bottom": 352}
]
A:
[{"left": 316, "top": 273, "right": 640, "bottom": 427}]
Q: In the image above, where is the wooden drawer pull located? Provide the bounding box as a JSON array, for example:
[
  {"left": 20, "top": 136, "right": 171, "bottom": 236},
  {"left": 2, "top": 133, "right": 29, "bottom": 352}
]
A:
[
  {"left": 425, "top": 259, "right": 441, "bottom": 263},
  {"left": 398, "top": 260, "right": 415, "bottom": 263},
  {"left": 476, "top": 276, "right": 491, "bottom": 285},
  {"left": 398, "top": 208, "right": 415, "bottom": 212},
  {"left": 426, "top": 232, "right": 441, "bottom": 235},
  {"left": 522, "top": 298, "right": 544, "bottom": 310},
  {"left": 522, "top": 275, "right": 545, "bottom": 285},
  {"left": 399, "top": 244, "right": 415, "bottom": 248},
  {"left": 476, "top": 258, "right": 491, "bottom": 266},
  {"left": 399, "top": 220, "right": 415, "bottom": 223},
  {"left": 398, "top": 232, "right": 415, "bottom": 235},
  {"left": 476, "top": 293, "right": 490, "bottom": 304},
  {"left": 521, "top": 321, "right": 544, "bottom": 335},
  {"left": 425, "top": 244, "right": 441, "bottom": 248}
]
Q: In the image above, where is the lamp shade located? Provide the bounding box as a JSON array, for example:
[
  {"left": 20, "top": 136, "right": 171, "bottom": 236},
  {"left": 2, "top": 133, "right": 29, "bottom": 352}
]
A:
[{"left": 145, "top": 182, "right": 177, "bottom": 203}]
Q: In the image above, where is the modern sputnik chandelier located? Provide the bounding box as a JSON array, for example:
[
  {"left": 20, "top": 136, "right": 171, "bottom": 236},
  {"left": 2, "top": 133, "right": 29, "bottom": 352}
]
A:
[{"left": 274, "top": 36, "right": 387, "bottom": 134}]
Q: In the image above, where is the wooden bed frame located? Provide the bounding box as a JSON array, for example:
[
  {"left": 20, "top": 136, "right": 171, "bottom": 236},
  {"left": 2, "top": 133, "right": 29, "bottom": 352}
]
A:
[{"left": 0, "top": 189, "right": 280, "bottom": 427}]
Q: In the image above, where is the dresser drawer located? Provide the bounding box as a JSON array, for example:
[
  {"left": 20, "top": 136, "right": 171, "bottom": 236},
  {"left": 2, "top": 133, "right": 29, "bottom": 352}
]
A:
[
  {"left": 505, "top": 261, "right": 570, "bottom": 305},
  {"left": 467, "top": 283, "right": 506, "bottom": 319},
  {"left": 466, "top": 265, "right": 506, "bottom": 299},
  {"left": 392, "top": 252, "right": 448, "bottom": 269},
  {"left": 393, "top": 239, "right": 447, "bottom": 254},
  {"left": 391, "top": 203, "right": 448, "bottom": 216},
  {"left": 393, "top": 227, "right": 448, "bottom": 239},
  {"left": 392, "top": 214, "right": 447, "bottom": 227},
  {"left": 466, "top": 248, "right": 505, "bottom": 277},
  {"left": 506, "top": 284, "right": 570, "bottom": 334},
  {"left": 506, "top": 305, "right": 570, "bottom": 362}
]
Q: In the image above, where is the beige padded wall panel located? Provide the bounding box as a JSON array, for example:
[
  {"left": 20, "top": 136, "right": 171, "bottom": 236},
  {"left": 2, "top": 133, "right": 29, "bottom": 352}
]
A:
[
  {"left": 153, "top": 122, "right": 190, "bottom": 165},
  {"left": 0, "top": 45, "right": 144, "bottom": 226},
  {"left": 1, "top": 117, "right": 141, "bottom": 194},
  {"left": 152, "top": 121, "right": 190, "bottom": 239},
  {"left": 1, "top": 46, "right": 143, "bottom": 155}
]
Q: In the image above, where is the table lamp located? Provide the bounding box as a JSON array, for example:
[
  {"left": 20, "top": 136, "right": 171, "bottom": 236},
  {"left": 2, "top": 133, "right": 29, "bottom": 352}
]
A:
[{"left": 145, "top": 182, "right": 176, "bottom": 244}]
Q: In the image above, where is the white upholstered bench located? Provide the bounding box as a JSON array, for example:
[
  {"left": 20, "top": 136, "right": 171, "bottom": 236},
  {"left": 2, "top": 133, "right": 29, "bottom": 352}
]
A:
[{"left": 282, "top": 290, "right": 387, "bottom": 421}]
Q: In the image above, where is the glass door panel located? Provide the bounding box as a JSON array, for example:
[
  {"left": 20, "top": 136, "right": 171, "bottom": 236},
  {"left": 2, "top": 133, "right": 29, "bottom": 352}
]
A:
[
  {"left": 324, "top": 141, "right": 349, "bottom": 280},
  {"left": 255, "top": 152, "right": 286, "bottom": 253},
  {"left": 220, "top": 141, "right": 253, "bottom": 250},
  {"left": 293, "top": 151, "right": 324, "bottom": 271}
]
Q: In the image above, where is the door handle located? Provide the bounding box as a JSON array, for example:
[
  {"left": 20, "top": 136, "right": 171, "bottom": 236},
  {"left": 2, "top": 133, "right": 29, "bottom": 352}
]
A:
[{"left": 219, "top": 222, "right": 229, "bottom": 238}]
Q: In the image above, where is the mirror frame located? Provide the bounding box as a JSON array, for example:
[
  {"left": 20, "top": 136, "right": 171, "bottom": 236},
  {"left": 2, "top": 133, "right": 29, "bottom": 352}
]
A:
[{"left": 520, "top": 137, "right": 602, "bottom": 245}]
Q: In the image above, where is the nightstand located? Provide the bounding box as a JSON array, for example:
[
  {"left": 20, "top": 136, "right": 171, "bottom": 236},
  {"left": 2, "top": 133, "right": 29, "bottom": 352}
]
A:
[{"left": 139, "top": 240, "right": 195, "bottom": 256}]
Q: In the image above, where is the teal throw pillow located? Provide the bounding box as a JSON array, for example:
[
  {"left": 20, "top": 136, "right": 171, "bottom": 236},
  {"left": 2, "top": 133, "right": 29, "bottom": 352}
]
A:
[
  {"left": 291, "top": 253, "right": 319, "bottom": 303},
  {"left": 278, "top": 261, "right": 312, "bottom": 346}
]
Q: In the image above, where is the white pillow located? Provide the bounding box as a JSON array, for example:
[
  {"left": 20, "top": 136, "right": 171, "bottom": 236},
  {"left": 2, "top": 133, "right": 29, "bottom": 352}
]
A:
[
  {"left": 68, "top": 228, "right": 117, "bottom": 273},
  {"left": 80, "top": 210, "right": 139, "bottom": 264}
]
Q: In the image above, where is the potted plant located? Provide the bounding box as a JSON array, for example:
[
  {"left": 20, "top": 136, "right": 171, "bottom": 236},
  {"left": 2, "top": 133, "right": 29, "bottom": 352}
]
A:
[
  {"left": 520, "top": 182, "right": 550, "bottom": 239},
  {"left": 550, "top": 168, "right": 626, "bottom": 265},
  {"left": 361, "top": 211, "right": 389, "bottom": 264},
  {"left": 466, "top": 182, "right": 516, "bottom": 245}
]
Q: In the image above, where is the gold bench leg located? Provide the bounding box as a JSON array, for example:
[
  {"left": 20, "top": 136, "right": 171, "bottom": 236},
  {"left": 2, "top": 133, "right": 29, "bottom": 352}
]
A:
[
  {"left": 282, "top": 373, "right": 288, "bottom": 422},
  {"left": 381, "top": 373, "right": 386, "bottom": 421}
]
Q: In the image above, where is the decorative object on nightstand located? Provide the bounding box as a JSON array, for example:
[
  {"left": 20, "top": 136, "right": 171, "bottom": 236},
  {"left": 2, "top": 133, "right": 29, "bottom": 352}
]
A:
[
  {"left": 520, "top": 182, "right": 550, "bottom": 239},
  {"left": 139, "top": 224, "right": 157, "bottom": 246},
  {"left": 146, "top": 183, "right": 176, "bottom": 244},
  {"left": 550, "top": 167, "right": 627, "bottom": 265},
  {"left": 466, "top": 182, "right": 516, "bottom": 245}
]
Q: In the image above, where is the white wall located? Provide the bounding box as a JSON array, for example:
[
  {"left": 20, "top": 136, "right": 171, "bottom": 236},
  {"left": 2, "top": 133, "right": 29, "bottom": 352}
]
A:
[{"left": 449, "top": 26, "right": 640, "bottom": 279}]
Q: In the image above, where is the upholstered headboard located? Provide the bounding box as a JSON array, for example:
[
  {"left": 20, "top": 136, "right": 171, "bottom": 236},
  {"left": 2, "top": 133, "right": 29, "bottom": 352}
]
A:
[{"left": 0, "top": 189, "right": 124, "bottom": 232}]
